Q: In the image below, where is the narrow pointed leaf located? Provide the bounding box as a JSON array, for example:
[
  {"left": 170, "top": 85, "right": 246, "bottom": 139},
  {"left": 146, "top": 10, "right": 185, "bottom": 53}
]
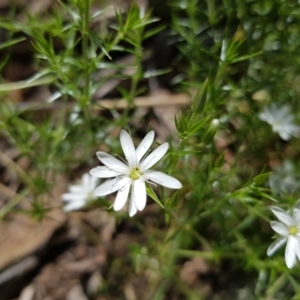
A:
[{"left": 146, "top": 184, "right": 164, "bottom": 209}]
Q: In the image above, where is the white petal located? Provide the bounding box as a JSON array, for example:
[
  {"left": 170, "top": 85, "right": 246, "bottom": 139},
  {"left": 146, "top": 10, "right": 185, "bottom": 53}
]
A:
[
  {"left": 271, "top": 206, "right": 293, "bottom": 226},
  {"left": 120, "top": 130, "right": 137, "bottom": 167},
  {"left": 295, "top": 236, "right": 300, "bottom": 260},
  {"left": 267, "top": 236, "right": 287, "bottom": 256},
  {"left": 129, "top": 193, "right": 138, "bottom": 217},
  {"left": 89, "top": 175, "right": 99, "bottom": 191},
  {"left": 140, "top": 143, "right": 168, "bottom": 171},
  {"left": 82, "top": 173, "right": 90, "bottom": 189},
  {"left": 279, "top": 130, "right": 290, "bottom": 141},
  {"left": 285, "top": 236, "right": 298, "bottom": 268},
  {"left": 293, "top": 208, "right": 300, "bottom": 224},
  {"left": 94, "top": 177, "right": 131, "bottom": 196},
  {"left": 136, "top": 131, "right": 155, "bottom": 162},
  {"left": 62, "top": 193, "right": 85, "bottom": 202},
  {"left": 144, "top": 171, "right": 182, "bottom": 189},
  {"left": 132, "top": 180, "right": 147, "bottom": 211},
  {"left": 270, "top": 221, "right": 288, "bottom": 236},
  {"left": 63, "top": 200, "right": 86, "bottom": 212},
  {"left": 69, "top": 185, "right": 85, "bottom": 193},
  {"left": 113, "top": 183, "right": 131, "bottom": 211},
  {"left": 96, "top": 152, "right": 129, "bottom": 173},
  {"left": 90, "top": 166, "right": 119, "bottom": 178}
]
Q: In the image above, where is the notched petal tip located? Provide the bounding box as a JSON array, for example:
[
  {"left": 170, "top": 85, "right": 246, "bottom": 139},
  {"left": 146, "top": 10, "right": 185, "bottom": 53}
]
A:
[
  {"left": 140, "top": 143, "right": 169, "bottom": 170},
  {"left": 285, "top": 237, "right": 298, "bottom": 269},
  {"left": 270, "top": 206, "right": 293, "bottom": 226},
  {"left": 113, "top": 184, "right": 131, "bottom": 211},
  {"left": 144, "top": 171, "right": 182, "bottom": 189},
  {"left": 120, "top": 129, "right": 137, "bottom": 167},
  {"left": 132, "top": 181, "right": 147, "bottom": 211},
  {"left": 96, "top": 151, "right": 129, "bottom": 173},
  {"left": 129, "top": 200, "right": 138, "bottom": 217},
  {"left": 267, "top": 236, "right": 287, "bottom": 257},
  {"left": 90, "top": 166, "right": 118, "bottom": 178},
  {"left": 136, "top": 130, "right": 155, "bottom": 162}
]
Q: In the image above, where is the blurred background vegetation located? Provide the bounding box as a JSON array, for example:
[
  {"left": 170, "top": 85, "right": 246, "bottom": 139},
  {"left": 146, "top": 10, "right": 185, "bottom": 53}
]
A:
[{"left": 0, "top": 0, "right": 300, "bottom": 299}]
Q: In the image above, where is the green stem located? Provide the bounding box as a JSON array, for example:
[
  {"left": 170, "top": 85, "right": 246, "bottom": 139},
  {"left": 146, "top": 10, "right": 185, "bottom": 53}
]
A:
[{"left": 81, "top": 0, "right": 91, "bottom": 107}]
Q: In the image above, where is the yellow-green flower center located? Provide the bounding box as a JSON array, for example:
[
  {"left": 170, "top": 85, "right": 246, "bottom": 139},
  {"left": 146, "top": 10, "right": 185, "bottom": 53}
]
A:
[
  {"left": 130, "top": 168, "right": 142, "bottom": 180},
  {"left": 289, "top": 226, "right": 299, "bottom": 235},
  {"left": 87, "top": 191, "right": 94, "bottom": 200}
]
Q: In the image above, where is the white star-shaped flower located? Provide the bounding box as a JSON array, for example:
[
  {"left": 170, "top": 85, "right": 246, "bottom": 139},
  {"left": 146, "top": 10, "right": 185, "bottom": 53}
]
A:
[
  {"left": 258, "top": 104, "right": 300, "bottom": 141},
  {"left": 269, "top": 160, "right": 300, "bottom": 195},
  {"left": 62, "top": 173, "right": 99, "bottom": 212},
  {"left": 90, "top": 130, "right": 182, "bottom": 217},
  {"left": 267, "top": 205, "right": 300, "bottom": 268}
]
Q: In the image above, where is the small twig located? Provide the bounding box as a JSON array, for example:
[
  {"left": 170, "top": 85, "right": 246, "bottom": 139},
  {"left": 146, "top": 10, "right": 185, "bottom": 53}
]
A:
[
  {"left": 0, "top": 151, "right": 31, "bottom": 186},
  {"left": 0, "top": 182, "right": 16, "bottom": 199},
  {"left": 16, "top": 93, "right": 191, "bottom": 112}
]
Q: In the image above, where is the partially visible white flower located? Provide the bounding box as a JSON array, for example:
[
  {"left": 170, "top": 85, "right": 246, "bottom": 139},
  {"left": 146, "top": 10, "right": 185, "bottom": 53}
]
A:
[
  {"left": 90, "top": 130, "right": 182, "bottom": 217},
  {"left": 269, "top": 160, "right": 300, "bottom": 195},
  {"left": 267, "top": 204, "right": 300, "bottom": 268},
  {"left": 62, "top": 173, "right": 99, "bottom": 212},
  {"left": 258, "top": 104, "right": 300, "bottom": 141}
]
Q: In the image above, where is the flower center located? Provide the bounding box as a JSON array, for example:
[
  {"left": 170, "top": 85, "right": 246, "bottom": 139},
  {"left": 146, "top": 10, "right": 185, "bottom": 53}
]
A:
[
  {"left": 130, "top": 168, "right": 142, "bottom": 180},
  {"left": 289, "top": 226, "right": 299, "bottom": 235},
  {"left": 87, "top": 191, "right": 94, "bottom": 200}
]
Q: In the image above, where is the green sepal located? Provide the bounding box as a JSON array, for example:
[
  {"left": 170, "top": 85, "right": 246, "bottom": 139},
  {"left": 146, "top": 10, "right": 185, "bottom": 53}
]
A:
[
  {"left": 187, "top": 115, "right": 212, "bottom": 136},
  {"left": 192, "top": 78, "right": 208, "bottom": 114},
  {"left": 146, "top": 184, "right": 164, "bottom": 209}
]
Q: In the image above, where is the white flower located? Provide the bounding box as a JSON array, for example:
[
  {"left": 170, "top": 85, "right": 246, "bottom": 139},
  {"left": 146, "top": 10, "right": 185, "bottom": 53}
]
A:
[
  {"left": 90, "top": 130, "right": 182, "bottom": 217},
  {"left": 258, "top": 104, "right": 300, "bottom": 141},
  {"left": 269, "top": 160, "right": 300, "bottom": 195},
  {"left": 267, "top": 205, "right": 300, "bottom": 268},
  {"left": 62, "top": 173, "right": 99, "bottom": 212}
]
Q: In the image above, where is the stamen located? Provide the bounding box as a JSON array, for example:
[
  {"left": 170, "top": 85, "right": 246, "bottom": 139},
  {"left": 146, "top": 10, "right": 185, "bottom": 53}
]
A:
[
  {"left": 111, "top": 177, "right": 123, "bottom": 187},
  {"left": 115, "top": 154, "right": 129, "bottom": 165},
  {"left": 146, "top": 180, "right": 157, "bottom": 187},
  {"left": 127, "top": 146, "right": 138, "bottom": 166},
  {"left": 130, "top": 168, "right": 142, "bottom": 180},
  {"left": 139, "top": 150, "right": 152, "bottom": 164}
]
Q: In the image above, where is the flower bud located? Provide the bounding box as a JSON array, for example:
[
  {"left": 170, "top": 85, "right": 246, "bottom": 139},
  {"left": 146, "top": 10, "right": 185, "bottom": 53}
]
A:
[{"left": 201, "top": 118, "right": 219, "bottom": 144}]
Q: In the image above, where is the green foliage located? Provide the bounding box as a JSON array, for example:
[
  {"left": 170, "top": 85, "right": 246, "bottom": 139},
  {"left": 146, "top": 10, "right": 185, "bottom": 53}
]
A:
[{"left": 0, "top": 0, "right": 300, "bottom": 299}]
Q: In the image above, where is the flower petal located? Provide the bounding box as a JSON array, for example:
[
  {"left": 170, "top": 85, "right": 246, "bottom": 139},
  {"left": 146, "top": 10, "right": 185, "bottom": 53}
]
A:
[
  {"left": 89, "top": 175, "right": 99, "bottom": 191},
  {"left": 279, "top": 130, "right": 291, "bottom": 141},
  {"left": 94, "top": 177, "right": 131, "bottom": 197},
  {"left": 132, "top": 180, "right": 147, "bottom": 211},
  {"left": 62, "top": 193, "right": 86, "bottom": 202},
  {"left": 96, "top": 152, "right": 129, "bottom": 173},
  {"left": 270, "top": 221, "right": 288, "bottom": 236},
  {"left": 140, "top": 143, "right": 168, "bottom": 171},
  {"left": 63, "top": 200, "right": 86, "bottom": 212},
  {"left": 120, "top": 129, "right": 137, "bottom": 167},
  {"left": 113, "top": 183, "right": 131, "bottom": 211},
  {"left": 285, "top": 236, "right": 298, "bottom": 268},
  {"left": 90, "top": 166, "right": 119, "bottom": 178},
  {"left": 136, "top": 131, "right": 155, "bottom": 162},
  {"left": 129, "top": 193, "right": 138, "bottom": 217},
  {"left": 295, "top": 236, "right": 300, "bottom": 261},
  {"left": 144, "top": 171, "right": 182, "bottom": 189},
  {"left": 271, "top": 206, "right": 293, "bottom": 226},
  {"left": 267, "top": 236, "right": 287, "bottom": 256},
  {"left": 69, "top": 185, "right": 85, "bottom": 193},
  {"left": 82, "top": 173, "right": 90, "bottom": 189}
]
